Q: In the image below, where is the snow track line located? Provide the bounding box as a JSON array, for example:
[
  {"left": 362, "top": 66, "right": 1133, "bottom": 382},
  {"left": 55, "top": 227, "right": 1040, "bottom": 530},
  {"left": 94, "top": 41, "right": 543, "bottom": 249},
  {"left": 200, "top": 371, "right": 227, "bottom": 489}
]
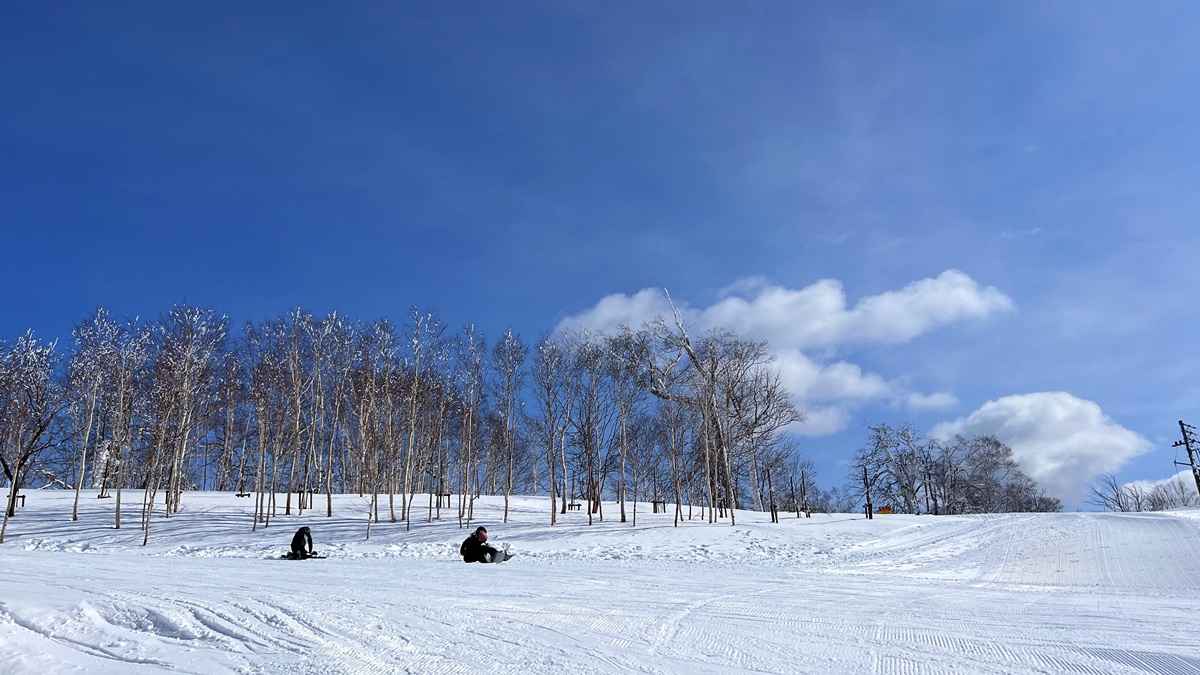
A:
[
  {"left": 0, "top": 599, "right": 175, "bottom": 670},
  {"left": 1082, "top": 648, "right": 1200, "bottom": 675},
  {"left": 646, "top": 586, "right": 773, "bottom": 657},
  {"left": 172, "top": 598, "right": 278, "bottom": 649}
]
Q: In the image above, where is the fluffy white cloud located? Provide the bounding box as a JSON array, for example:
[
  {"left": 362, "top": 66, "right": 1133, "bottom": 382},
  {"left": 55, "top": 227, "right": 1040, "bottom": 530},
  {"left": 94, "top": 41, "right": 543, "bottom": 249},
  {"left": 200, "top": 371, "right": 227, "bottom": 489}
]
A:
[
  {"left": 771, "top": 348, "right": 891, "bottom": 436},
  {"left": 557, "top": 288, "right": 675, "bottom": 337},
  {"left": 790, "top": 406, "right": 853, "bottom": 437},
  {"left": 905, "top": 391, "right": 960, "bottom": 411},
  {"left": 931, "top": 392, "right": 1152, "bottom": 504},
  {"left": 773, "top": 349, "right": 890, "bottom": 402},
  {"left": 557, "top": 269, "right": 1013, "bottom": 352},
  {"left": 556, "top": 270, "right": 1012, "bottom": 434}
]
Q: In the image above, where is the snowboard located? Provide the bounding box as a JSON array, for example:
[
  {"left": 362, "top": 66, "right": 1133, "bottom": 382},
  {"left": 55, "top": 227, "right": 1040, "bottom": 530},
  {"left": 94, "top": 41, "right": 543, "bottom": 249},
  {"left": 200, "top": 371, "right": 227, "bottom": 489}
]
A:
[
  {"left": 489, "top": 550, "right": 514, "bottom": 563},
  {"left": 281, "top": 551, "right": 326, "bottom": 560}
]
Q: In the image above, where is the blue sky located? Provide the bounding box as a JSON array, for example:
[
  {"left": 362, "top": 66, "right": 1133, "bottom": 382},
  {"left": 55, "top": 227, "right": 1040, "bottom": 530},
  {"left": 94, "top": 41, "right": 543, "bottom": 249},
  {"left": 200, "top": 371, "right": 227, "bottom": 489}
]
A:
[{"left": 3, "top": 3, "right": 1198, "bottom": 504}]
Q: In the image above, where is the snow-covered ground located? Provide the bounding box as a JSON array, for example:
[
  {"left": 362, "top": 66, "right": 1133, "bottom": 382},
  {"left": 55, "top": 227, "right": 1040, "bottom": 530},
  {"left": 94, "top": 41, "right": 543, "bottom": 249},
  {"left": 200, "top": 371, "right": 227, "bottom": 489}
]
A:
[{"left": 1, "top": 492, "right": 1198, "bottom": 674}]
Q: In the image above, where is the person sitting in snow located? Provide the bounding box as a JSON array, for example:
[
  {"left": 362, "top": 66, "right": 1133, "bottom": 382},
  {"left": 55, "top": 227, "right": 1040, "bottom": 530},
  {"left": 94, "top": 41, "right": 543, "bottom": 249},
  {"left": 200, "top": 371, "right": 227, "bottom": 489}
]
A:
[
  {"left": 289, "top": 526, "right": 314, "bottom": 560},
  {"left": 460, "top": 526, "right": 510, "bottom": 563}
]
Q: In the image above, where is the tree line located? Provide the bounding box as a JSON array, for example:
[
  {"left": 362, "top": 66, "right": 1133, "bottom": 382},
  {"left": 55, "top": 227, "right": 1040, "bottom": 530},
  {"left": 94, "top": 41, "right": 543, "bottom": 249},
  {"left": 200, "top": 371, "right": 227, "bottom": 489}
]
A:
[
  {"left": 0, "top": 303, "right": 812, "bottom": 542},
  {"left": 849, "top": 422, "right": 1062, "bottom": 515},
  {"left": 1087, "top": 472, "right": 1198, "bottom": 512},
  {"left": 0, "top": 302, "right": 1061, "bottom": 544}
]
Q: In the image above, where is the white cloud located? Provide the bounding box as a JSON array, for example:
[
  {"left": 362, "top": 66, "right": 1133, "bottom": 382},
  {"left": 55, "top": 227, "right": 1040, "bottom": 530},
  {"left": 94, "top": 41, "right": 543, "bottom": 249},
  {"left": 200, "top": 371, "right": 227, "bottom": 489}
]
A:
[
  {"left": 905, "top": 391, "right": 959, "bottom": 411},
  {"left": 557, "top": 288, "right": 674, "bottom": 336},
  {"left": 789, "top": 406, "right": 853, "bottom": 437},
  {"left": 557, "top": 269, "right": 1012, "bottom": 352},
  {"left": 771, "top": 349, "right": 891, "bottom": 435},
  {"left": 556, "top": 270, "right": 1012, "bottom": 435},
  {"left": 774, "top": 349, "right": 890, "bottom": 402},
  {"left": 1124, "top": 470, "right": 1200, "bottom": 498},
  {"left": 715, "top": 276, "right": 771, "bottom": 300},
  {"left": 841, "top": 270, "right": 1014, "bottom": 347},
  {"left": 931, "top": 392, "right": 1152, "bottom": 504}
]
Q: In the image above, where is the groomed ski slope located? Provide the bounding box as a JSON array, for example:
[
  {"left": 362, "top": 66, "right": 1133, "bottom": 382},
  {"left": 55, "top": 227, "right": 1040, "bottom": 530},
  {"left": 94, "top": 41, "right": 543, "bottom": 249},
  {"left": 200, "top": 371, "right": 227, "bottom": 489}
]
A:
[{"left": 1, "top": 492, "right": 1198, "bottom": 674}]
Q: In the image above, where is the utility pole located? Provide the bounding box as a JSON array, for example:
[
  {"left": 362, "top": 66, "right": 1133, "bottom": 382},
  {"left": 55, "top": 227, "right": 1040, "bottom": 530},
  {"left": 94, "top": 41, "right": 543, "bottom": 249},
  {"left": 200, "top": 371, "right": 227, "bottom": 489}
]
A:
[{"left": 1172, "top": 420, "right": 1200, "bottom": 499}]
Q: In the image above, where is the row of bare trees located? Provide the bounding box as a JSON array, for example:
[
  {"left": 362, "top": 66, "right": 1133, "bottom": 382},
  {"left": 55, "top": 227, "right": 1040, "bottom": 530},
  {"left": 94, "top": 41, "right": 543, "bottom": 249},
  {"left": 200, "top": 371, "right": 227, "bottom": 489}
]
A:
[
  {"left": 849, "top": 422, "right": 1062, "bottom": 515},
  {"left": 2, "top": 301, "right": 814, "bottom": 543},
  {"left": 1087, "top": 473, "right": 1199, "bottom": 512}
]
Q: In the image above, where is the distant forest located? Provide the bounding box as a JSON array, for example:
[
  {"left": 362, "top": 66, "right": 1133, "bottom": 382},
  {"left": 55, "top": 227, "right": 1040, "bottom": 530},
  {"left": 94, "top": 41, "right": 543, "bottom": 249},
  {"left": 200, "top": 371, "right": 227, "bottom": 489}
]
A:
[{"left": 0, "top": 304, "right": 1060, "bottom": 543}]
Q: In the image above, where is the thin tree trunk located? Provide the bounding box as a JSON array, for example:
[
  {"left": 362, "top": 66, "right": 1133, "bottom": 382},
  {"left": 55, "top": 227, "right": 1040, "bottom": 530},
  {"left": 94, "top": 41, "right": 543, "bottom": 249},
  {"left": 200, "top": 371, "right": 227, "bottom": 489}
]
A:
[{"left": 72, "top": 386, "right": 100, "bottom": 521}]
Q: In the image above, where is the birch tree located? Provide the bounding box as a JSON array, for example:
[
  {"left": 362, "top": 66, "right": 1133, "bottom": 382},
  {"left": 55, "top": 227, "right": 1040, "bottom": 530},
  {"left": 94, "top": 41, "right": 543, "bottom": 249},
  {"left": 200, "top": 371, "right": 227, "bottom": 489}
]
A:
[
  {"left": 400, "top": 309, "right": 446, "bottom": 527},
  {"left": 532, "top": 334, "right": 570, "bottom": 524},
  {"left": 67, "top": 309, "right": 118, "bottom": 520},
  {"left": 0, "top": 332, "right": 65, "bottom": 543},
  {"left": 491, "top": 328, "right": 528, "bottom": 524},
  {"left": 106, "top": 319, "right": 153, "bottom": 529},
  {"left": 455, "top": 325, "right": 487, "bottom": 527}
]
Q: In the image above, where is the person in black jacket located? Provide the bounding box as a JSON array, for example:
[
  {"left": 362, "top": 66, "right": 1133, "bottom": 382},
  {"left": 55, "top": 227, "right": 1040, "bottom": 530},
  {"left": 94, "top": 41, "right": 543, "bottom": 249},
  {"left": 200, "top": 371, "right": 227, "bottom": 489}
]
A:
[
  {"left": 460, "top": 526, "right": 501, "bottom": 563},
  {"left": 290, "top": 526, "right": 314, "bottom": 560}
]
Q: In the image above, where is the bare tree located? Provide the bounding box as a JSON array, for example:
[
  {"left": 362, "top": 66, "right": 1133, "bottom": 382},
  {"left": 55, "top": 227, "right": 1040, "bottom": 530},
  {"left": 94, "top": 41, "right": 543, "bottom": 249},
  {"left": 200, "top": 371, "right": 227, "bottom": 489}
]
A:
[
  {"left": 106, "top": 318, "right": 154, "bottom": 529},
  {"left": 147, "top": 305, "right": 228, "bottom": 537},
  {"left": 455, "top": 325, "right": 487, "bottom": 528},
  {"left": 1, "top": 332, "right": 66, "bottom": 542},
  {"left": 606, "top": 327, "right": 648, "bottom": 523},
  {"left": 1088, "top": 472, "right": 1197, "bottom": 512},
  {"left": 401, "top": 309, "right": 446, "bottom": 527},
  {"left": 568, "top": 331, "right": 617, "bottom": 525},
  {"left": 66, "top": 309, "right": 118, "bottom": 520},
  {"left": 490, "top": 329, "right": 528, "bottom": 524},
  {"left": 314, "top": 312, "right": 354, "bottom": 517},
  {"left": 783, "top": 452, "right": 817, "bottom": 518},
  {"left": 532, "top": 333, "right": 570, "bottom": 525},
  {"left": 655, "top": 398, "right": 694, "bottom": 526},
  {"left": 1088, "top": 473, "right": 1132, "bottom": 512},
  {"left": 854, "top": 427, "right": 1059, "bottom": 515}
]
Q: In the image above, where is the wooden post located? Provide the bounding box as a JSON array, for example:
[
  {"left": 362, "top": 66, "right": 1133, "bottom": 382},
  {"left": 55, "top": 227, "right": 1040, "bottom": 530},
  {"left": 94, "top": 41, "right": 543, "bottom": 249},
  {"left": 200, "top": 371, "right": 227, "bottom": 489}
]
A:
[
  {"left": 925, "top": 467, "right": 939, "bottom": 515},
  {"left": 862, "top": 466, "right": 873, "bottom": 520},
  {"left": 800, "top": 466, "right": 811, "bottom": 518},
  {"left": 767, "top": 467, "right": 778, "bottom": 524}
]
